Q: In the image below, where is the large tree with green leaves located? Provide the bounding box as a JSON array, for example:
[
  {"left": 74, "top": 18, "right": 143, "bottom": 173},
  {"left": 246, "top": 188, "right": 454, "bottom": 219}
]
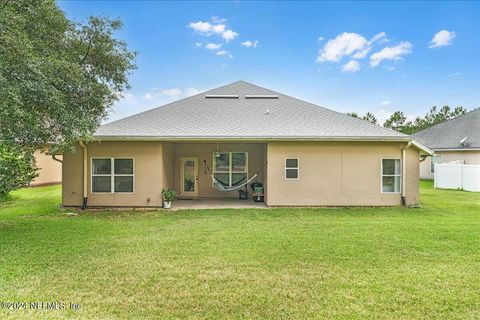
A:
[{"left": 0, "top": 0, "right": 136, "bottom": 196}]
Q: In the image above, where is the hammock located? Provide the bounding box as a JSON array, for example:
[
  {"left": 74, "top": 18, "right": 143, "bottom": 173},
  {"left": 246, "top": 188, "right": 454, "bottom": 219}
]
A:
[{"left": 211, "top": 173, "right": 258, "bottom": 192}]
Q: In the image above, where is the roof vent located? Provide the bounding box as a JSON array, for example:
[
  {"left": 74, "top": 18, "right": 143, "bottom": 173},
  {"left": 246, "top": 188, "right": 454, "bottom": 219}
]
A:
[
  {"left": 245, "top": 95, "right": 279, "bottom": 99},
  {"left": 205, "top": 95, "right": 239, "bottom": 99},
  {"left": 460, "top": 136, "right": 468, "bottom": 147}
]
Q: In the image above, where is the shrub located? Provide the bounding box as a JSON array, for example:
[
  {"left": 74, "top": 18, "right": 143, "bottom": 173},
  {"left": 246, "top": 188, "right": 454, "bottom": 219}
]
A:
[{"left": 0, "top": 142, "right": 38, "bottom": 198}]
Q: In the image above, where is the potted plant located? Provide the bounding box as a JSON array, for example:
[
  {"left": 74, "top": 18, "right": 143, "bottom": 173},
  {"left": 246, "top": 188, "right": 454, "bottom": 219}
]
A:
[{"left": 162, "top": 189, "right": 176, "bottom": 209}]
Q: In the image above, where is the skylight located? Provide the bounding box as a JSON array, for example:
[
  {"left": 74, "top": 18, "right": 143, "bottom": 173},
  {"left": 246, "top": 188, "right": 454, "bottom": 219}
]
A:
[
  {"left": 205, "top": 95, "right": 239, "bottom": 99},
  {"left": 244, "top": 95, "right": 279, "bottom": 99}
]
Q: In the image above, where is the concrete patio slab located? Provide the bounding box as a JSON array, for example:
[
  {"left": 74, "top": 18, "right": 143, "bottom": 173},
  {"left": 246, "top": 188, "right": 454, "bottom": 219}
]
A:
[{"left": 172, "top": 198, "right": 267, "bottom": 210}]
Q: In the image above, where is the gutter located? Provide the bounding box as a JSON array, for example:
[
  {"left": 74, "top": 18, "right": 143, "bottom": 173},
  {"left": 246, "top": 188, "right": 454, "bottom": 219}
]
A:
[
  {"left": 93, "top": 135, "right": 412, "bottom": 142},
  {"left": 79, "top": 141, "right": 88, "bottom": 210},
  {"left": 401, "top": 141, "right": 412, "bottom": 206}
]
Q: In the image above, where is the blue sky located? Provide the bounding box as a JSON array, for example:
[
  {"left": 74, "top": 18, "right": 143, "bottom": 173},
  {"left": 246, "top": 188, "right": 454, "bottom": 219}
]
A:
[{"left": 59, "top": 1, "right": 480, "bottom": 124}]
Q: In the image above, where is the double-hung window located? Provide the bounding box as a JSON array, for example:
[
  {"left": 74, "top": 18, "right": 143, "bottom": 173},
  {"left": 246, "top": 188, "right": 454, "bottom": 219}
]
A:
[
  {"left": 213, "top": 152, "right": 248, "bottom": 187},
  {"left": 285, "top": 158, "right": 299, "bottom": 179},
  {"left": 381, "top": 159, "right": 401, "bottom": 193},
  {"left": 92, "top": 158, "right": 134, "bottom": 193}
]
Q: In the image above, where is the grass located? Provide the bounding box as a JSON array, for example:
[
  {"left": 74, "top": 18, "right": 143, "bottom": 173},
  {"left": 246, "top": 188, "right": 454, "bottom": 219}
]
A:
[{"left": 0, "top": 181, "right": 479, "bottom": 319}]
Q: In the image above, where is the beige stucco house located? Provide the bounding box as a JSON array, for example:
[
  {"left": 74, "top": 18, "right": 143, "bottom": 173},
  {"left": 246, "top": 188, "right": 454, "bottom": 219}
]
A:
[
  {"left": 62, "top": 81, "right": 431, "bottom": 208},
  {"left": 30, "top": 148, "right": 62, "bottom": 186},
  {"left": 413, "top": 109, "right": 480, "bottom": 180}
]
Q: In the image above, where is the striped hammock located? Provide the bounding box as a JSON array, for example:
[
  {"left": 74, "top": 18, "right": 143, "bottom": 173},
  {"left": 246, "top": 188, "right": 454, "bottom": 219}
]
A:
[{"left": 211, "top": 173, "right": 258, "bottom": 192}]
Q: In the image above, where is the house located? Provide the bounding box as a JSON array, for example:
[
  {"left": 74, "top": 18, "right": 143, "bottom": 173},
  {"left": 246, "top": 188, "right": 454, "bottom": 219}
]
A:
[
  {"left": 413, "top": 108, "right": 480, "bottom": 180},
  {"left": 30, "top": 147, "right": 62, "bottom": 186},
  {"left": 62, "top": 81, "right": 431, "bottom": 208}
]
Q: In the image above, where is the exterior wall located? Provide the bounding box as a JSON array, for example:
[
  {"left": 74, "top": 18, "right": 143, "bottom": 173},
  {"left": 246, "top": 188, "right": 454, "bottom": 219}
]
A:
[
  {"left": 62, "top": 141, "right": 164, "bottom": 207},
  {"left": 162, "top": 142, "right": 175, "bottom": 190},
  {"left": 173, "top": 143, "right": 265, "bottom": 198},
  {"left": 62, "top": 140, "right": 421, "bottom": 207},
  {"left": 266, "top": 141, "right": 419, "bottom": 206},
  {"left": 419, "top": 150, "right": 480, "bottom": 180},
  {"left": 31, "top": 150, "right": 62, "bottom": 186},
  {"left": 62, "top": 147, "right": 84, "bottom": 206}
]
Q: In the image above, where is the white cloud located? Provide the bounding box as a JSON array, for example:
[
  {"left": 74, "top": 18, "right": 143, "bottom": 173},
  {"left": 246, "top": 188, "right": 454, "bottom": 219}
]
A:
[
  {"left": 195, "top": 42, "right": 202, "bottom": 47},
  {"left": 216, "top": 50, "right": 233, "bottom": 58},
  {"left": 211, "top": 16, "right": 226, "bottom": 24},
  {"left": 368, "top": 32, "right": 388, "bottom": 45},
  {"left": 222, "top": 29, "right": 239, "bottom": 42},
  {"left": 143, "top": 87, "right": 204, "bottom": 101},
  {"left": 205, "top": 43, "right": 222, "bottom": 50},
  {"left": 143, "top": 92, "right": 153, "bottom": 101},
  {"left": 189, "top": 21, "right": 213, "bottom": 34},
  {"left": 449, "top": 72, "right": 462, "bottom": 77},
  {"left": 370, "top": 41, "right": 412, "bottom": 67},
  {"left": 241, "top": 40, "right": 259, "bottom": 48},
  {"left": 188, "top": 18, "right": 239, "bottom": 42},
  {"left": 318, "top": 36, "right": 324, "bottom": 41},
  {"left": 352, "top": 48, "right": 370, "bottom": 59},
  {"left": 161, "top": 88, "right": 183, "bottom": 99},
  {"left": 381, "top": 100, "right": 391, "bottom": 105},
  {"left": 317, "top": 31, "right": 390, "bottom": 63},
  {"left": 318, "top": 32, "right": 368, "bottom": 62},
  {"left": 341, "top": 60, "right": 360, "bottom": 72},
  {"left": 184, "top": 88, "right": 203, "bottom": 96},
  {"left": 429, "top": 30, "right": 456, "bottom": 48}
]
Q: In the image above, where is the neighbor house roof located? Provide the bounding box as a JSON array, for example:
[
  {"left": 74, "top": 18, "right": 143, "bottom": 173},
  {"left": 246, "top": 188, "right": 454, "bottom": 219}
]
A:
[{"left": 412, "top": 108, "right": 480, "bottom": 150}]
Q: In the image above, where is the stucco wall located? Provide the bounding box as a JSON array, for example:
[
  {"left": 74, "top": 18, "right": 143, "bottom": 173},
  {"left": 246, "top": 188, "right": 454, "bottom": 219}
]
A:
[
  {"left": 63, "top": 141, "right": 164, "bottom": 207},
  {"left": 162, "top": 142, "right": 175, "bottom": 190},
  {"left": 266, "top": 141, "right": 419, "bottom": 206},
  {"left": 173, "top": 143, "right": 265, "bottom": 198},
  {"left": 31, "top": 150, "right": 62, "bottom": 186},
  {"left": 419, "top": 150, "right": 480, "bottom": 180}
]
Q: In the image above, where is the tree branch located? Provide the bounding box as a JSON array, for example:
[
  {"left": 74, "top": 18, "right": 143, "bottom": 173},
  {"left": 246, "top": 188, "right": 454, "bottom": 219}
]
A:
[{"left": 79, "top": 33, "right": 95, "bottom": 65}]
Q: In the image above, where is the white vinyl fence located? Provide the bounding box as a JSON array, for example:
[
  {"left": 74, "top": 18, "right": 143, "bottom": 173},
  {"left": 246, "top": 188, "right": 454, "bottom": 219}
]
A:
[{"left": 434, "top": 162, "right": 480, "bottom": 192}]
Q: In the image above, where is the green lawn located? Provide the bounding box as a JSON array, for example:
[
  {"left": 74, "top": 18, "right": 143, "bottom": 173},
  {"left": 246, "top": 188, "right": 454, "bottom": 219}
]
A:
[{"left": 0, "top": 182, "right": 479, "bottom": 319}]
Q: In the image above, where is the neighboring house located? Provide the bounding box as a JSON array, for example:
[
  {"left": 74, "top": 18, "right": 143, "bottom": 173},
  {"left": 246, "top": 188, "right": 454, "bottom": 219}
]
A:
[
  {"left": 413, "top": 109, "right": 480, "bottom": 180},
  {"left": 62, "top": 81, "right": 431, "bottom": 208},
  {"left": 30, "top": 148, "right": 62, "bottom": 186}
]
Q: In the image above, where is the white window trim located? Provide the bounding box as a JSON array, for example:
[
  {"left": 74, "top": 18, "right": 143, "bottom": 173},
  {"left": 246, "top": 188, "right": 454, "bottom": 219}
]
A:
[
  {"left": 381, "top": 158, "right": 402, "bottom": 194},
  {"left": 212, "top": 152, "right": 248, "bottom": 187},
  {"left": 91, "top": 157, "right": 135, "bottom": 194},
  {"left": 285, "top": 158, "right": 300, "bottom": 180}
]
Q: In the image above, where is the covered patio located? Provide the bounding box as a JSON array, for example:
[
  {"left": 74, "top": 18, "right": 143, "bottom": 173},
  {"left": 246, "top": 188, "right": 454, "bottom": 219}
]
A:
[{"left": 172, "top": 197, "right": 267, "bottom": 210}]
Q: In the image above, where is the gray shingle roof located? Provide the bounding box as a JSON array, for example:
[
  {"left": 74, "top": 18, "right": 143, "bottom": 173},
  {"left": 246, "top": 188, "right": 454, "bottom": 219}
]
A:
[
  {"left": 412, "top": 108, "right": 480, "bottom": 150},
  {"left": 95, "top": 81, "right": 407, "bottom": 140}
]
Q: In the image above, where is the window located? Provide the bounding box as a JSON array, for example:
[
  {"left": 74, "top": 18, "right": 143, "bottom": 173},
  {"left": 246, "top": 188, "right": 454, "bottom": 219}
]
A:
[
  {"left": 285, "top": 158, "right": 299, "bottom": 179},
  {"left": 382, "top": 159, "right": 401, "bottom": 193},
  {"left": 213, "top": 152, "right": 248, "bottom": 187},
  {"left": 431, "top": 156, "right": 442, "bottom": 173},
  {"left": 92, "top": 158, "right": 134, "bottom": 193}
]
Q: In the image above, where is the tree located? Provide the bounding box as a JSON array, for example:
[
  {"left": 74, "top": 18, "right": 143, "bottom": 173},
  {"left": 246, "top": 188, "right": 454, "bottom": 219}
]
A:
[
  {"left": 362, "top": 112, "right": 377, "bottom": 124},
  {"left": 383, "top": 106, "right": 468, "bottom": 134},
  {"left": 0, "top": 143, "right": 38, "bottom": 198},
  {"left": 346, "top": 112, "right": 359, "bottom": 118},
  {"left": 0, "top": 0, "right": 137, "bottom": 195},
  {"left": 383, "top": 111, "right": 407, "bottom": 131}
]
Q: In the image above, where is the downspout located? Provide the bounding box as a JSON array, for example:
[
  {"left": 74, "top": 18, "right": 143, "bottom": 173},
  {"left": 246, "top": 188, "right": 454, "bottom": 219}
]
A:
[
  {"left": 51, "top": 154, "right": 63, "bottom": 163},
  {"left": 79, "top": 141, "right": 88, "bottom": 210},
  {"left": 401, "top": 141, "right": 412, "bottom": 206}
]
